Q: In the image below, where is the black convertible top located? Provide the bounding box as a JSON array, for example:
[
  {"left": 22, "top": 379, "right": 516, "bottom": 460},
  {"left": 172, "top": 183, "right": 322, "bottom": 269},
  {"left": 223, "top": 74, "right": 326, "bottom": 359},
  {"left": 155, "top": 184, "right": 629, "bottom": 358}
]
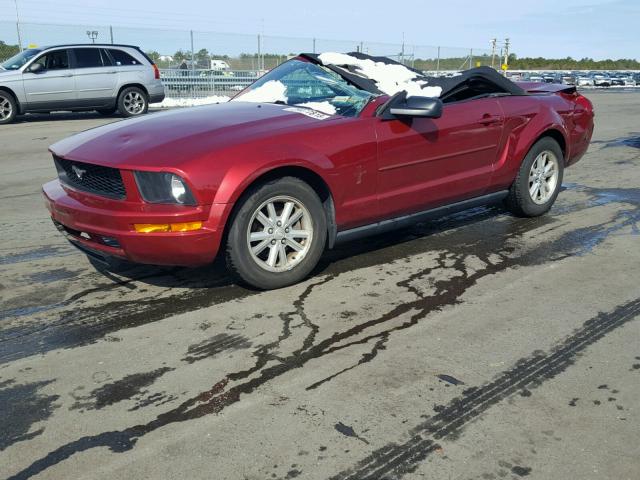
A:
[{"left": 300, "top": 52, "right": 526, "bottom": 98}]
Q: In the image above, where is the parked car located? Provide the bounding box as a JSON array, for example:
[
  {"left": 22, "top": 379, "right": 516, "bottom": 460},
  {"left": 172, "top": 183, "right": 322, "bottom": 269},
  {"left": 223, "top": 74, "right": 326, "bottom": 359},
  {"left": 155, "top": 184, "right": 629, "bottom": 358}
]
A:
[
  {"left": 592, "top": 73, "right": 611, "bottom": 87},
  {"left": 577, "top": 75, "right": 594, "bottom": 87},
  {"left": 0, "top": 44, "right": 165, "bottom": 124},
  {"left": 610, "top": 75, "right": 625, "bottom": 86},
  {"left": 43, "top": 53, "right": 594, "bottom": 289}
]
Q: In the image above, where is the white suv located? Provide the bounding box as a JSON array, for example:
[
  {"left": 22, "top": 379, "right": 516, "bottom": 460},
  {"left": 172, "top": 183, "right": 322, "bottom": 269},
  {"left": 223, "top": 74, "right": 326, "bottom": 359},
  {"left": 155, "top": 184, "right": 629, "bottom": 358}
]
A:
[{"left": 0, "top": 44, "right": 165, "bottom": 124}]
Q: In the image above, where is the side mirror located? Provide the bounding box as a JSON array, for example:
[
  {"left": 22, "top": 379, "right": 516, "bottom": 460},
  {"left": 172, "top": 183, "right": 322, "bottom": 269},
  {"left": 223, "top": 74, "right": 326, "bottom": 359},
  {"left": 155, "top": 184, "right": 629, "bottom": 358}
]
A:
[
  {"left": 28, "top": 63, "right": 45, "bottom": 73},
  {"left": 389, "top": 96, "right": 443, "bottom": 119}
]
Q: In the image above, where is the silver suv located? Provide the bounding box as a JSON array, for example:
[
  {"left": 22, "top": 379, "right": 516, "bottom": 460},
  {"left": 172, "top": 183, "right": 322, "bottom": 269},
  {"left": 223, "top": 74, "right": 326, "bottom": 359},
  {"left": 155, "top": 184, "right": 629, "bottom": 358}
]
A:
[{"left": 0, "top": 44, "right": 165, "bottom": 124}]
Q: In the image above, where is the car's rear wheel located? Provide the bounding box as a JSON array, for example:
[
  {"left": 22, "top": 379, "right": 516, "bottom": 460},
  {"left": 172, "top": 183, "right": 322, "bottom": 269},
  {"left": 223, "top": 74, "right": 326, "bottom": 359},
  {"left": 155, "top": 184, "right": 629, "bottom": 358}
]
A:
[
  {"left": 0, "top": 91, "right": 17, "bottom": 125},
  {"left": 117, "top": 87, "right": 148, "bottom": 117},
  {"left": 225, "top": 177, "right": 327, "bottom": 290},
  {"left": 504, "top": 137, "right": 564, "bottom": 217}
]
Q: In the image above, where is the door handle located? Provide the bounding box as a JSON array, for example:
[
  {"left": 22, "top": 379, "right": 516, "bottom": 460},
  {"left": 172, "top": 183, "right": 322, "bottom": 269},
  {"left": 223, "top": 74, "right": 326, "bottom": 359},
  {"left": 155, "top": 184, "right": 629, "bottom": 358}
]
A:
[
  {"left": 480, "top": 114, "right": 503, "bottom": 126},
  {"left": 62, "top": 73, "right": 73, "bottom": 77}
]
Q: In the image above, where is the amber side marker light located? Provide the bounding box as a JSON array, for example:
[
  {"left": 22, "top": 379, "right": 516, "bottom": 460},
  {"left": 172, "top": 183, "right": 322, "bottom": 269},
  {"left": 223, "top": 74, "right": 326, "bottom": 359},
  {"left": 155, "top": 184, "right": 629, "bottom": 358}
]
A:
[{"left": 134, "top": 222, "right": 203, "bottom": 233}]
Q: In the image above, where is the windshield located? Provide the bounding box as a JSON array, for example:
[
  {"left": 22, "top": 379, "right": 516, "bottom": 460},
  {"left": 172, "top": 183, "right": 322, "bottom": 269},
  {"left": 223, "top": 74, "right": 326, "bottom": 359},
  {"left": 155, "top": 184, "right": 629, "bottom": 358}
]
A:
[
  {"left": 232, "top": 59, "right": 375, "bottom": 117},
  {"left": 1, "top": 49, "right": 42, "bottom": 70}
]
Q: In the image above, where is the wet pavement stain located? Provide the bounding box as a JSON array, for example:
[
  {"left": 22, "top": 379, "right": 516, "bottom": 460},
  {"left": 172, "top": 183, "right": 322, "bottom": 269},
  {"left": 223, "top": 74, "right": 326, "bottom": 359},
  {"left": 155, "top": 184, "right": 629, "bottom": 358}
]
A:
[
  {"left": 592, "top": 134, "right": 640, "bottom": 149},
  {"left": 182, "top": 333, "right": 252, "bottom": 364},
  {"left": 437, "top": 374, "right": 464, "bottom": 386},
  {"left": 0, "top": 379, "right": 60, "bottom": 451},
  {"left": 128, "top": 391, "right": 178, "bottom": 412},
  {"left": 0, "top": 245, "right": 72, "bottom": 265},
  {"left": 69, "top": 367, "right": 173, "bottom": 412},
  {"left": 4, "top": 183, "right": 640, "bottom": 479},
  {"left": 26, "top": 268, "right": 81, "bottom": 284},
  {"left": 335, "top": 422, "right": 370, "bottom": 445},
  {"left": 511, "top": 465, "right": 532, "bottom": 476}
]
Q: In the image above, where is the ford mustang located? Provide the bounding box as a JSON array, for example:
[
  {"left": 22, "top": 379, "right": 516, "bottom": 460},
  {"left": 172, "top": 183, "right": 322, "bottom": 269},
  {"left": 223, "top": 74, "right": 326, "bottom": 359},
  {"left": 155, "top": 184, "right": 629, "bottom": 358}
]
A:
[{"left": 43, "top": 52, "right": 594, "bottom": 289}]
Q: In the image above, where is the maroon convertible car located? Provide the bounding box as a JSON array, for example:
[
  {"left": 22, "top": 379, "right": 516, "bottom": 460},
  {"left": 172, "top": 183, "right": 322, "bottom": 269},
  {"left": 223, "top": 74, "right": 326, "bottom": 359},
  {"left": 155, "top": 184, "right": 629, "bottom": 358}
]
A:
[{"left": 43, "top": 52, "right": 594, "bottom": 289}]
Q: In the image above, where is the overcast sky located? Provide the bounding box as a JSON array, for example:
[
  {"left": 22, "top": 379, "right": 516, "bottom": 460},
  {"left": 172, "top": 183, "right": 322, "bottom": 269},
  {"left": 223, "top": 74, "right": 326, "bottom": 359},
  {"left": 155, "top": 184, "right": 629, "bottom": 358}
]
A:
[{"left": 0, "top": 0, "right": 637, "bottom": 59}]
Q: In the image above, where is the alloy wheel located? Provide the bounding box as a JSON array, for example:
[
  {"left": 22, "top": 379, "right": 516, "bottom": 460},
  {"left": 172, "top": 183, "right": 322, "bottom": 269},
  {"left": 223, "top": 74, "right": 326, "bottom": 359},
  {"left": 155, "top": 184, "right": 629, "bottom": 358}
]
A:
[
  {"left": 528, "top": 150, "right": 559, "bottom": 205},
  {"left": 123, "top": 91, "right": 145, "bottom": 115},
  {"left": 246, "top": 195, "right": 313, "bottom": 272},
  {"left": 0, "top": 96, "right": 12, "bottom": 121}
]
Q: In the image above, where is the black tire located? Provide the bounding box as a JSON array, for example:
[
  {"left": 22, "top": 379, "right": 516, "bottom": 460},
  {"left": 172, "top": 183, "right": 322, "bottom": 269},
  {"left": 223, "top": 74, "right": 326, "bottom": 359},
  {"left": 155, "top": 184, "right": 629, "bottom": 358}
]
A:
[
  {"left": 0, "top": 91, "right": 18, "bottom": 125},
  {"left": 225, "top": 177, "right": 327, "bottom": 290},
  {"left": 117, "top": 87, "right": 148, "bottom": 118},
  {"left": 504, "top": 137, "right": 564, "bottom": 217},
  {"left": 97, "top": 107, "right": 117, "bottom": 116}
]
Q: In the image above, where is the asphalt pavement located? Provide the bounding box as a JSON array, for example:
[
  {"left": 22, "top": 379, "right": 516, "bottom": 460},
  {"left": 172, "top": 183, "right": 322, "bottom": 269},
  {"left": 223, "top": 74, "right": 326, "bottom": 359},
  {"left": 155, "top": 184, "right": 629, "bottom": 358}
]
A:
[{"left": 0, "top": 93, "right": 639, "bottom": 480}]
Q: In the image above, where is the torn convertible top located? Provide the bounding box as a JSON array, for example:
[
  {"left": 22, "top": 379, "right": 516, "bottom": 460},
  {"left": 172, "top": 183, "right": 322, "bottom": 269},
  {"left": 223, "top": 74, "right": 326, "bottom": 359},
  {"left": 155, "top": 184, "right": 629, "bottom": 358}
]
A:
[{"left": 300, "top": 52, "right": 526, "bottom": 98}]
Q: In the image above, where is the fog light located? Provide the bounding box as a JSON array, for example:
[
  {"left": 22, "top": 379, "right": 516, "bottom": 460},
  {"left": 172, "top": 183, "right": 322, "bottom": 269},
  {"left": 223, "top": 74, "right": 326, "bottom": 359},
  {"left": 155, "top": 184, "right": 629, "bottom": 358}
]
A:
[
  {"left": 101, "top": 236, "right": 121, "bottom": 247},
  {"left": 134, "top": 222, "right": 202, "bottom": 233}
]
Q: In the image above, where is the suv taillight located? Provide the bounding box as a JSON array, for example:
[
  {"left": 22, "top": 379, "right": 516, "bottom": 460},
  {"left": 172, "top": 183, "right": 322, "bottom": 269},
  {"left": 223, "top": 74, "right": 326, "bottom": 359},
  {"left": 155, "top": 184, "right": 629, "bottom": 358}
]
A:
[{"left": 152, "top": 64, "right": 160, "bottom": 80}]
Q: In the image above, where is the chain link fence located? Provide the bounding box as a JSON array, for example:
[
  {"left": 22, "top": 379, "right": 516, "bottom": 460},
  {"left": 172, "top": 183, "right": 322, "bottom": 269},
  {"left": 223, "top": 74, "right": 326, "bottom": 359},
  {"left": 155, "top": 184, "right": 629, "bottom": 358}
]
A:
[{"left": 1, "top": 21, "right": 496, "bottom": 100}]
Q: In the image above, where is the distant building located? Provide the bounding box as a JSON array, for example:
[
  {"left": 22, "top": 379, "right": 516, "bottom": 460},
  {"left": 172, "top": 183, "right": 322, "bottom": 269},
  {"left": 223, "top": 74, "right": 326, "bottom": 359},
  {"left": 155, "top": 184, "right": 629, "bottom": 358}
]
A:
[{"left": 159, "top": 55, "right": 174, "bottom": 62}]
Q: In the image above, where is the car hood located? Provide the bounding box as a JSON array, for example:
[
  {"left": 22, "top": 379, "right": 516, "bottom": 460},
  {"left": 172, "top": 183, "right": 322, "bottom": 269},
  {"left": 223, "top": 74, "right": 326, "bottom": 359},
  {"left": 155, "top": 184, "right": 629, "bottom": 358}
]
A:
[
  {"left": 50, "top": 102, "right": 340, "bottom": 169},
  {"left": 0, "top": 69, "right": 21, "bottom": 80}
]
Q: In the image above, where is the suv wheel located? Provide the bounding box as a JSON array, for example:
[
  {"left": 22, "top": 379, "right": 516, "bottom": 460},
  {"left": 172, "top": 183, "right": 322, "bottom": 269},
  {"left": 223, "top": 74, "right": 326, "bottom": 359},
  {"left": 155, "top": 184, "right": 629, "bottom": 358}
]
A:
[
  {"left": 0, "top": 91, "right": 17, "bottom": 124},
  {"left": 225, "top": 177, "right": 327, "bottom": 290},
  {"left": 117, "top": 87, "right": 148, "bottom": 117},
  {"left": 504, "top": 137, "right": 564, "bottom": 217}
]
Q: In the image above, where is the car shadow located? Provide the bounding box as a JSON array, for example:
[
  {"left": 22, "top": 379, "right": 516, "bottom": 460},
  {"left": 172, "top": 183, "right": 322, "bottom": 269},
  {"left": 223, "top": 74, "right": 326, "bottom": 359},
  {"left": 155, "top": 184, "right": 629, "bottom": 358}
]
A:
[
  {"left": 93, "top": 201, "right": 511, "bottom": 291},
  {"left": 14, "top": 110, "right": 161, "bottom": 124}
]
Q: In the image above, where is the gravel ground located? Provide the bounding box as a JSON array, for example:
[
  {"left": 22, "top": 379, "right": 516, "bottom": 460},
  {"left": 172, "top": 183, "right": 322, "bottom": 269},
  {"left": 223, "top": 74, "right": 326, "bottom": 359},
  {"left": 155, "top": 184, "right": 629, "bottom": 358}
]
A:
[{"left": 0, "top": 91, "right": 638, "bottom": 480}]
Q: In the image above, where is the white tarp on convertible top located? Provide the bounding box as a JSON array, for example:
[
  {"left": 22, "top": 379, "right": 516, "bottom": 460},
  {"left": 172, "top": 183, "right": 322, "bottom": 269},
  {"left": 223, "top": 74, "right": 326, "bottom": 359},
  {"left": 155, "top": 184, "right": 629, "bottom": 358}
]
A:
[{"left": 318, "top": 52, "right": 442, "bottom": 98}]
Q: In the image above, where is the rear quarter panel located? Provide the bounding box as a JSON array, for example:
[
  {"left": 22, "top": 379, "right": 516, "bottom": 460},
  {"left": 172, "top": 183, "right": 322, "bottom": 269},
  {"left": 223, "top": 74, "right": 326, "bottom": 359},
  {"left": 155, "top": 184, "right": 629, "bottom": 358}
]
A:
[{"left": 491, "top": 94, "right": 573, "bottom": 190}]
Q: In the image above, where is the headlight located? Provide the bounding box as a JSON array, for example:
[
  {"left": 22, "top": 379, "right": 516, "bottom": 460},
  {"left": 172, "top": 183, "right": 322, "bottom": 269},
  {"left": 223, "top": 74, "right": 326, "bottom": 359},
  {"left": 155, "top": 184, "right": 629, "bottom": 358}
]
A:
[{"left": 133, "top": 171, "right": 196, "bottom": 205}]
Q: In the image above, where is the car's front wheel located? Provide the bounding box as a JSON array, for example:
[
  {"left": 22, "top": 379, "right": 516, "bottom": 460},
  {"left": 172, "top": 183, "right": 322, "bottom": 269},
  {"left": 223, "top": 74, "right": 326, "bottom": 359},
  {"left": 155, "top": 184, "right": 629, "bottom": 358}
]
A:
[
  {"left": 504, "top": 137, "right": 564, "bottom": 217},
  {"left": 117, "top": 87, "right": 148, "bottom": 117},
  {"left": 0, "top": 91, "right": 17, "bottom": 125},
  {"left": 225, "top": 177, "right": 327, "bottom": 289}
]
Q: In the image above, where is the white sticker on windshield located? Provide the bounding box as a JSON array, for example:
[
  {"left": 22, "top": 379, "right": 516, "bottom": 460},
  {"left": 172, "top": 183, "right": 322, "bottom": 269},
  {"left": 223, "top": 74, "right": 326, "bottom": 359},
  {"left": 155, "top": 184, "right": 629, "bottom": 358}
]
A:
[{"left": 283, "top": 107, "right": 330, "bottom": 120}]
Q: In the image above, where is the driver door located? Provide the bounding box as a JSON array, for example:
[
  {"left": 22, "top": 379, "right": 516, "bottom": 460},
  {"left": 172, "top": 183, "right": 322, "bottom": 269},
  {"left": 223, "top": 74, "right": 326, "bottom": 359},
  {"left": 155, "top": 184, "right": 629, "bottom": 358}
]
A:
[
  {"left": 22, "top": 49, "right": 77, "bottom": 110},
  {"left": 375, "top": 97, "right": 504, "bottom": 220}
]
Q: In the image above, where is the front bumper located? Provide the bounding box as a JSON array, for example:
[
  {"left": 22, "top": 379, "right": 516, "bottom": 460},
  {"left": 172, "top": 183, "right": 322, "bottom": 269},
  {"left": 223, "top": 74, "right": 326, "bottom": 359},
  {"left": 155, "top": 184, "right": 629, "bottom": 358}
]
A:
[{"left": 43, "top": 179, "right": 224, "bottom": 267}]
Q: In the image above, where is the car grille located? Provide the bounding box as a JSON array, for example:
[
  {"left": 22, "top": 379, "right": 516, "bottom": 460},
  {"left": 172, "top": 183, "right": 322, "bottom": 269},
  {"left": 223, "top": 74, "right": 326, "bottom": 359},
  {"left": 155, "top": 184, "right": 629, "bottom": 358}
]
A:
[{"left": 53, "top": 156, "right": 126, "bottom": 199}]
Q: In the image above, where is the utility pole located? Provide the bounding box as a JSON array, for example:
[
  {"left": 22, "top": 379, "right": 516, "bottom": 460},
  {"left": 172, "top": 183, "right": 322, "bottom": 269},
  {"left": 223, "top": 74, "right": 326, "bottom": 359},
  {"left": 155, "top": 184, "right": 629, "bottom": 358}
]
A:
[
  {"left": 400, "top": 32, "right": 405, "bottom": 64},
  {"left": 190, "top": 30, "right": 195, "bottom": 71},
  {"left": 14, "top": 0, "right": 23, "bottom": 52},
  {"left": 257, "top": 34, "right": 262, "bottom": 71},
  {"left": 109, "top": 25, "right": 114, "bottom": 44},
  {"left": 436, "top": 46, "right": 440, "bottom": 75},
  {"left": 490, "top": 38, "right": 497, "bottom": 68},
  {"left": 503, "top": 37, "right": 510, "bottom": 75}
]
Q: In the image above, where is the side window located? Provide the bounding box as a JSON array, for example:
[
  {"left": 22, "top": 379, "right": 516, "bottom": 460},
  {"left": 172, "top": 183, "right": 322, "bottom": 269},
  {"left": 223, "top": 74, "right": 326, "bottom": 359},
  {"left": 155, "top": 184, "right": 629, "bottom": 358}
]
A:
[
  {"left": 32, "top": 50, "right": 70, "bottom": 70},
  {"left": 73, "top": 48, "right": 103, "bottom": 68},
  {"left": 108, "top": 49, "right": 139, "bottom": 66},
  {"left": 100, "top": 49, "right": 113, "bottom": 66}
]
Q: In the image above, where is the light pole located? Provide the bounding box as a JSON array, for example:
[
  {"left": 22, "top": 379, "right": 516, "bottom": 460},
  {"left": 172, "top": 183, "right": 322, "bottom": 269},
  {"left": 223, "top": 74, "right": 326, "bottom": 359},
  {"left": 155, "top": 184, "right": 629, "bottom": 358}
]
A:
[
  {"left": 14, "top": 0, "right": 23, "bottom": 52},
  {"left": 86, "top": 30, "right": 98, "bottom": 43}
]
